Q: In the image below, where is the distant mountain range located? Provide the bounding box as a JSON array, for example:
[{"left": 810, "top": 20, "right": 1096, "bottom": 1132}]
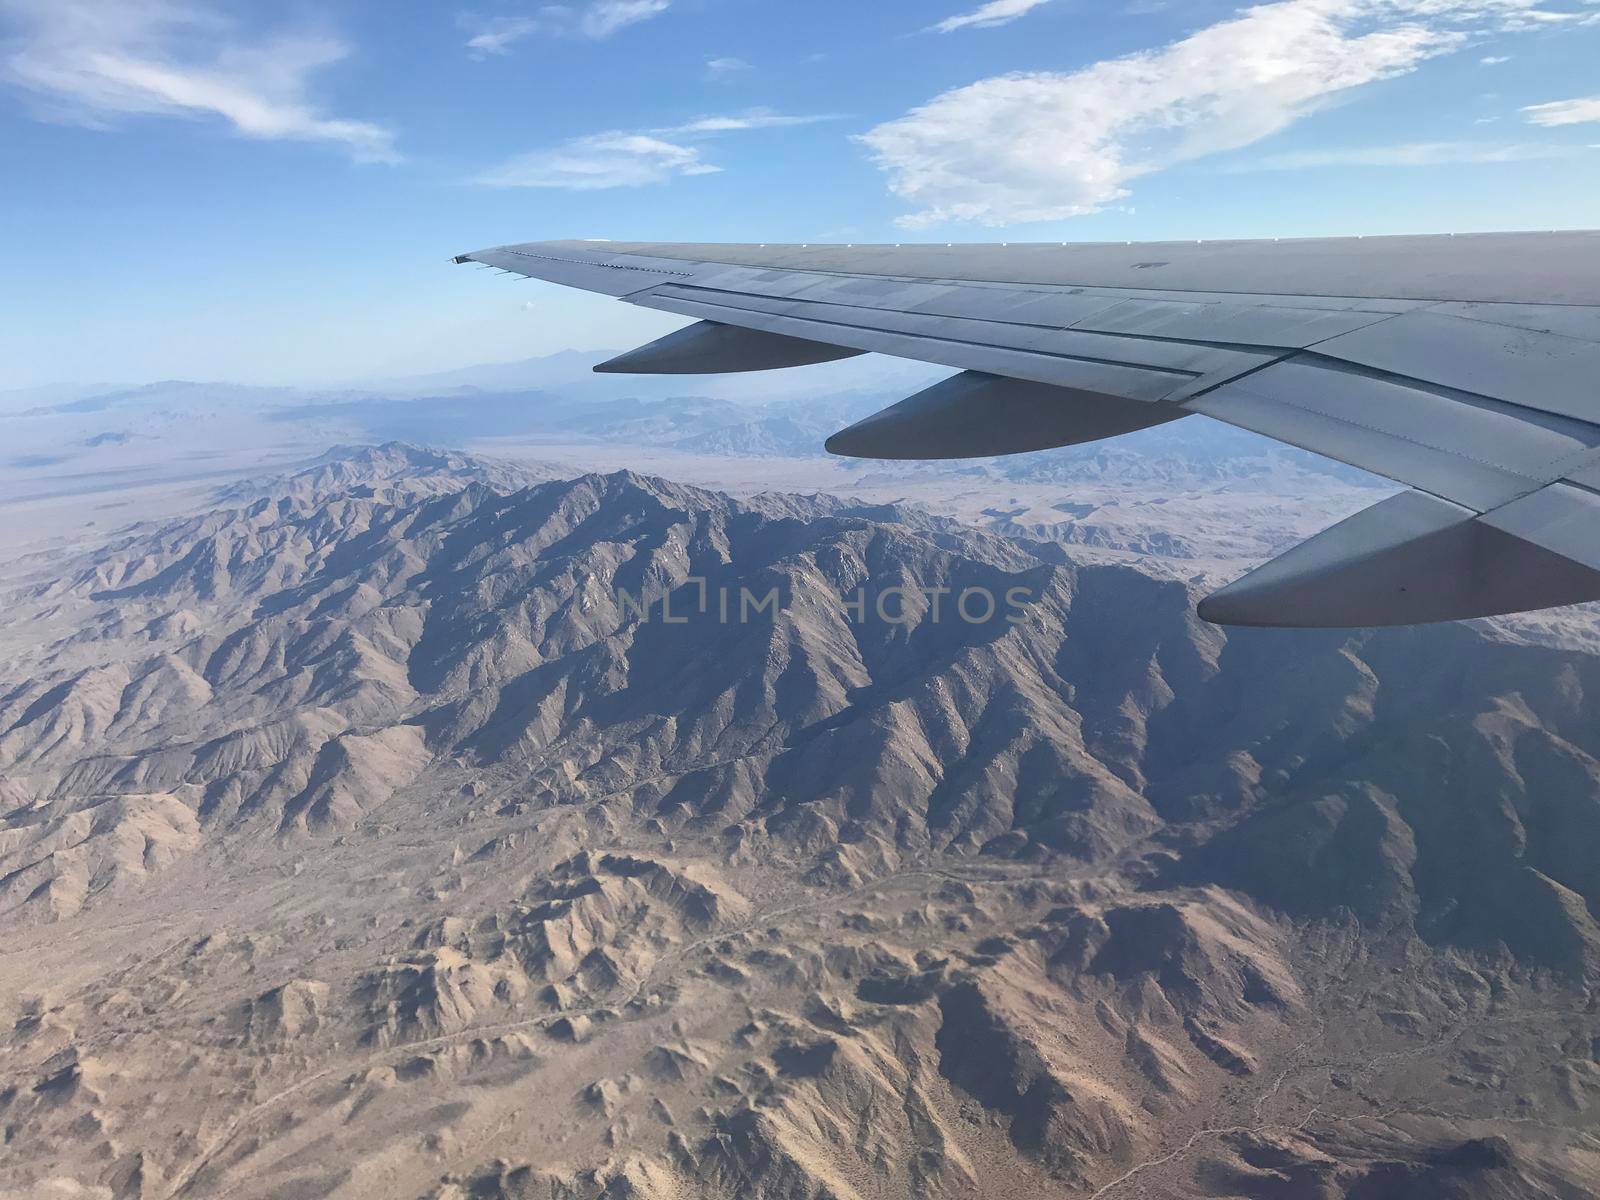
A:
[
  {"left": 0, "top": 445, "right": 1597, "bottom": 1199},
  {"left": 351, "top": 345, "right": 949, "bottom": 404},
  {"left": 2, "top": 347, "right": 948, "bottom": 414},
  {"left": 2, "top": 346, "right": 1373, "bottom": 487}
]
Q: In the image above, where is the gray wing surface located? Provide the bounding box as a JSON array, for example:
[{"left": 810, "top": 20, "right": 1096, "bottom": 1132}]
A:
[{"left": 454, "top": 233, "right": 1600, "bottom": 628}]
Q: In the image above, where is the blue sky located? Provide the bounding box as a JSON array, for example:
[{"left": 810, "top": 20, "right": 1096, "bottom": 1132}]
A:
[{"left": 1, "top": 0, "right": 1597, "bottom": 390}]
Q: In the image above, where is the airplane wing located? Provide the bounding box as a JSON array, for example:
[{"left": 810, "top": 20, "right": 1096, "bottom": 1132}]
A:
[{"left": 453, "top": 233, "right": 1600, "bottom": 628}]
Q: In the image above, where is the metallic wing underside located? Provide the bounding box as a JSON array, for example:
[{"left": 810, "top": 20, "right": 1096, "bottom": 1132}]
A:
[{"left": 454, "top": 233, "right": 1600, "bottom": 628}]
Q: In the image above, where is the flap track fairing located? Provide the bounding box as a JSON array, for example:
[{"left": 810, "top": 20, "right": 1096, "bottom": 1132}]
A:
[
  {"left": 825, "top": 370, "right": 1189, "bottom": 461},
  {"left": 1200, "top": 490, "right": 1600, "bottom": 628},
  {"left": 594, "top": 320, "right": 865, "bottom": 374}
]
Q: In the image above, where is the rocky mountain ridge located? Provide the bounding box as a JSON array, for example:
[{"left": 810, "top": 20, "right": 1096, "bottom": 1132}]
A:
[{"left": 1, "top": 447, "right": 1597, "bottom": 1198}]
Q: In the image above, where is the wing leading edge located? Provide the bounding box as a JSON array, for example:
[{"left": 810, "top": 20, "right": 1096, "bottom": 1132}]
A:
[{"left": 454, "top": 234, "right": 1600, "bottom": 628}]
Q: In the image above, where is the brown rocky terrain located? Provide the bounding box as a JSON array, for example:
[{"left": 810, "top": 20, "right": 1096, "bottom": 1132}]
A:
[{"left": 1, "top": 446, "right": 1598, "bottom": 1198}]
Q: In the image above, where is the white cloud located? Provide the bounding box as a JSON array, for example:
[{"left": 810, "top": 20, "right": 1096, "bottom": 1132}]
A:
[
  {"left": 581, "top": 0, "right": 669, "bottom": 38},
  {"left": 460, "top": 1, "right": 668, "bottom": 54},
  {"left": 1237, "top": 139, "right": 1585, "bottom": 167},
  {"left": 1523, "top": 95, "right": 1600, "bottom": 125},
  {"left": 705, "top": 55, "right": 752, "bottom": 79},
  {"left": 478, "top": 132, "right": 717, "bottom": 189},
  {"left": 860, "top": 0, "right": 1600, "bottom": 227},
  {"left": 0, "top": 0, "right": 397, "bottom": 161},
  {"left": 476, "top": 109, "right": 834, "bottom": 189},
  {"left": 928, "top": 0, "right": 1054, "bottom": 33},
  {"left": 463, "top": 15, "right": 544, "bottom": 56},
  {"left": 1480, "top": 53, "right": 1512, "bottom": 61},
  {"left": 655, "top": 109, "right": 841, "bottom": 134}
]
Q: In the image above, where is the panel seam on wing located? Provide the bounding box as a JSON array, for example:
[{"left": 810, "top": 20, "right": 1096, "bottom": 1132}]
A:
[
  {"left": 1413, "top": 299, "right": 1600, "bottom": 343},
  {"left": 626, "top": 251, "right": 1600, "bottom": 305},
  {"left": 1203, "top": 389, "right": 1544, "bottom": 484},
  {"left": 641, "top": 293, "right": 1204, "bottom": 380},
  {"left": 662, "top": 282, "right": 1403, "bottom": 351},
  {"left": 494, "top": 248, "right": 697, "bottom": 278},
  {"left": 1295, "top": 352, "right": 1600, "bottom": 440}
]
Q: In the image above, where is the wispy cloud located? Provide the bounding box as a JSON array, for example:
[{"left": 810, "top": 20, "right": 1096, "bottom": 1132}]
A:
[
  {"left": 0, "top": 0, "right": 397, "bottom": 161},
  {"left": 861, "top": 0, "right": 1600, "bottom": 227},
  {"left": 1236, "top": 140, "right": 1587, "bottom": 168},
  {"left": 582, "top": 0, "right": 669, "bottom": 38},
  {"left": 654, "top": 109, "right": 841, "bottom": 135},
  {"left": 462, "top": 15, "right": 543, "bottom": 55},
  {"left": 461, "top": 1, "right": 668, "bottom": 55},
  {"left": 928, "top": 0, "right": 1054, "bottom": 33},
  {"left": 1481, "top": 53, "right": 1513, "bottom": 62},
  {"left": 1523, "top": 95, "right": 1600, "bottom": 125},
  {"left": 477, "top": 109, "right": 836, "bottom": 189},
  {"left": 705, "top": 55, "right": 752, "bottom": 79},
  {"left": 478, "top": 132, "right": 717, "bottom": 189}
]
